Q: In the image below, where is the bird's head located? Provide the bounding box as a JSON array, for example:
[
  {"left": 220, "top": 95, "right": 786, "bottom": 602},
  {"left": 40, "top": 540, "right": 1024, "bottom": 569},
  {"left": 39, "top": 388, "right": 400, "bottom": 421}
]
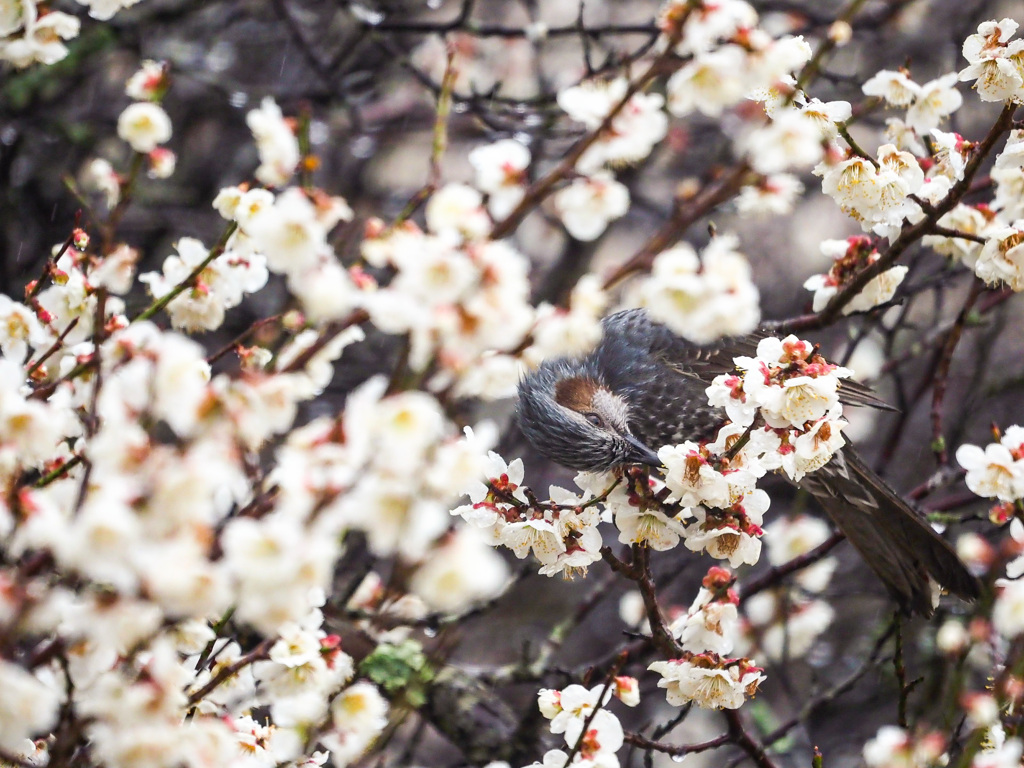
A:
[{"left": 516, "top": 358, "right": 662, "bottom": 472}]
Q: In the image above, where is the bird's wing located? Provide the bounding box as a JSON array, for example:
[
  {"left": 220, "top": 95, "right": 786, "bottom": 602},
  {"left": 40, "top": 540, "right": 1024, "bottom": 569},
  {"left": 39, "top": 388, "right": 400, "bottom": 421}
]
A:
[{"left": 801, "top": 449, "right": 980, "bottom": 615}]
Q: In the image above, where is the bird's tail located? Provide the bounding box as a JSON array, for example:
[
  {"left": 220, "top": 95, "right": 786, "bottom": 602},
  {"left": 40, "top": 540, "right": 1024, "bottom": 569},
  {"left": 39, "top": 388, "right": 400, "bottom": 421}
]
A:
[{"left": 799, "top": 449, "right": 980, "bottom": 616}]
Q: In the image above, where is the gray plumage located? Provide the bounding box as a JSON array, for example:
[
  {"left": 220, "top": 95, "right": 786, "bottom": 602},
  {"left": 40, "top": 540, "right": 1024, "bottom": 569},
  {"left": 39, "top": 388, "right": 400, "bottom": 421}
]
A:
[{"left": 517, "top": 308, "right": 979, "bottom": 616}]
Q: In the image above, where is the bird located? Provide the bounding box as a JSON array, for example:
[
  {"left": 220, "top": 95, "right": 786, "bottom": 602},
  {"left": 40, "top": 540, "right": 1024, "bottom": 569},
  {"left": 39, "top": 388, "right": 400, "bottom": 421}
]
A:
[{"left": 517, "top": 307, "right": 980, "bottom": 616}]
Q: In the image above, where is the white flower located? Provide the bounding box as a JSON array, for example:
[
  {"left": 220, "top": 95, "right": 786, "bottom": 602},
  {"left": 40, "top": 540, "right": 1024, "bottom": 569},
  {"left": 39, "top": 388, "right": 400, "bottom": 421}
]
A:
[
  {"left": 973, "top": 227, "right": 1024, "bottom": 291},
  {"left": 683, "top": 500, "right": 765, "bottom": 567},
  {"left": 76, "top": 0, "right": 144, "bottom": 21},
  {"left": 735, "top": 174, "right": 804, "bottom": 216},
  {"left": 762, "top": 515, "right": 836, "bottom": 593},
  {"left": 138, "top": 237, "right": 268, "bottom": 332},
  {"left": 0, "top": 5, "right": 80, "bottom": 67},
  {"left": 615, "top": 503, "right": 687, "bottom": 551},
  {"left": 659, "top": 442, "right": 731, "bottom": 508},
  {"left": 863, "top": 726, "right": 913, "bottom": 768},
  {"left": 924, "top": 203, "right": 990, "bottom": 263},
  {"left": 781, "top": 409, "right": 847, "bottom": 482},
  {"left": 862, "top": 69, "right": 922, "bottom": 106},
  {"left": 500, "top": 518, "right": 564, "bottom": 563},
  {"left": 409, "top": 527, "right": 509, "bottom": 613},
  {"left": 559, "top": 78, "right": 667, "bottom": 170},
  {"left": 147, "top": 147, "right": 176, "bottom": 179},
  {"left": 958, "top": 19, "right": 1024, "bottom": 103},
  {"left": 743, "top": 107, "right": 825, "bottom": 174},
  {"left": 648, "top": 656, "right": 765, "bottom": 710},
  {"left": 956, "top": 440, "right": 1024, "bottom": 501},
  {"left": 674, "top": 588, "right": 740, "bottom": 655},
  {"left": 906, "top": 74, "right": 963, "bottom": 132},
  {"left": 91, "top": 244, "right": 139, "bottom": 295},
  {"left": 244, "top": 188, "right": 328, "bottom": 275},
  {"left": 0, "top": 661, "right": 59, "bottom": 751},
  {"left": 553, "top": 173, "right": 629, "bottom": 241},
  {"left": 0, "top": 295, "right": 47, "bottom": 363},
  {"left": 667, "top": 45, "right": 748, "bottom": 118},
  {"left": 541, "top": 684, "right": 609, "bottom": 735},
  {"left": 117, "top": 102, "right": 172, "bottom": 153},
  {"left": 750, "top": 598, "right": 835, "bottom": 663},
  {"left": 425, "top": 183, "right": 491, "bottom": 242},
  {"left": 125, "top": 59, "right": 165, "bottom": 100},
  {"left": 669, "top": 0, "right": 758, "bottom": 55},
  {"left": 799, "top": 98, "right": 852, "bottom": 140},
  {"left": 468, "top": 139, "right": 530, "bottom": 219},
  {"left": 246, "top": 97, "right": 300, "bottom": 187},
  {"left": 563, "top": 709, "right": 623, "bottom": 761},
  {"left": 639, "top": 236, "right": 760, "bottom": 345},
  {"left": 82, "top": 158, "right": 121, "bottom": 208}
]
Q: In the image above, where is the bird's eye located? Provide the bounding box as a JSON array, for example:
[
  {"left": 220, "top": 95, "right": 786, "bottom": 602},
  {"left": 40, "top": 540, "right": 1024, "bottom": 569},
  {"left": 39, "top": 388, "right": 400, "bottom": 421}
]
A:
[{"left": 585, "top": 413, "right": 604, "bottom": 428}]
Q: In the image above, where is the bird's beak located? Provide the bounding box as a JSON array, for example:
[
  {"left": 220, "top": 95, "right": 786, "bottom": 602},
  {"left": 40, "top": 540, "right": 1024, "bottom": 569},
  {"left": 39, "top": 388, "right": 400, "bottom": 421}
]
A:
[{"left": 624, "top": 434, "right": 662, "bottom": 467}]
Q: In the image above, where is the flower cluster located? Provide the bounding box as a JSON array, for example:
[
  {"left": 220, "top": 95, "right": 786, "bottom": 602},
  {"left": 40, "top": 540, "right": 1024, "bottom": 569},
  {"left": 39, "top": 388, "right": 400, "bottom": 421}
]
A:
[
  {"left": 803, "top": 235, "right": 909, "bottom": 314},
  {"left": 360, "top": 213, "right": 534, "bottom": 395},
  {"left": 648, "top": 654, "right": 765, "bottom": 710},
  {"left": 704, "top": 335, "right": 851, "bottom": 481},
  {"left": 925, "top": 130, "right": 1024, "bottom": 291},
  {"left": 671, "top": 566, "right": 741, "bottom": 655},
  {"left": 816, "top": 143, "right": 926, "bottom": 240},
  {"left": 635, "top": 234, "right": 761, "bottom": 345},
  {"left": 451, "top": 453, "right": 605, "bottom": 579},
  {"left": 956, "top": 425, "right": 1024, "bottom": 505},
  {"left": 958, "top": 18, "right": 1024, "bottom": 103},
  {"left": 529, "top": 682, "right": 638, "bottom": 768},
  {"left": 116, "top": 61, "right": 175, "bottom": 176},
  {"left": 0, "top": 1, "right": 81, "bottom": 67},
  {"left": 660, "top": 0, "right": 811, "bottom": 123}
]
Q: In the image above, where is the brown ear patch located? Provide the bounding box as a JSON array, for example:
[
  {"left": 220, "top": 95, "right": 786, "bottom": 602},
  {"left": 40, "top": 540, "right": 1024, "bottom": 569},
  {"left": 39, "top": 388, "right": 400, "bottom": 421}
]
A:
[{"left": 554, "top": 376, "right": 599, "bottom": 412}]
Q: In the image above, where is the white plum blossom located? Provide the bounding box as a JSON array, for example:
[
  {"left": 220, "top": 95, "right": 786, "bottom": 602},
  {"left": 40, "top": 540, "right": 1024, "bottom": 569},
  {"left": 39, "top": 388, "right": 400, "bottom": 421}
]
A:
[
  {"left": 956, "top": 428, "right": 1024, "bottom": 502},
  {"left": 803, "top": 237, "right": 909, "bottom": 315},
  {"left": 863, "top": 69, "right": 922, "bottom": 107},
  {"left": 648, "top": 655, "right": 765, "bottom": 710},
  {"left": 667, "top": 46, "right": 749, "bottom": 118},
  {"left": 673, "top": 568, "right": 740, "bottom": 655},
  {"left": 972, "top": 225, "right": 1024, "bottom": 290},
  {"left": 117, "top": 102, "right": 172, "bottom": 153},
  {"left": 664, "top": 0, "right": 758, "bottom": 55},
  {"left": 615, "top": 500, "right": 688, "bottom": 551},
  {"left": 425, "top": 182, "right": 491, "bottom": 242},
  {"left": 958, "top": 19, "right": 1024, "bottom": 103},
  {"left": 468, "top": 139, "right": 530, "bottom": 219},
  {"left": 139, "top": 236, "right": 268, "bottom": 332},
  {"left": 0, "top": 661, "right": 59, "bottom": 752},
  {"left": 762, "top": 514, "right": 837, "bottom": 594},
  {"left": 553, "top": 173, "right": 629, "bottom": 241},
  {"left": 246, "top": 97, "right": 301, "bottom": 187},
  {"left": 906, "top": 74, "right": 964, "bottom": 132},
  {"left": 741, "top": 592, "right": 835, "bottom": 663},
  {"left": 735, "top": 173, "right": 805, "bottom": 216},
  {"left": 743, "top": 107, "right": 826, "bottom": 174},
  {"left": 409, "top": 527, "right": 510, "bottom": 612},
  {"left": 638, "top": 235, "right": 760, "bottom": 345},
  {"left": 683, "top": 494, "right": 766, "bottom": 567},
  {"left": 76, "top": 0, "right": 144, "bottom": 21},
  {"left": 558, "top": 78, "right": 668, "bottom": 171},
  {"left": 0, "top": 3, "right": 80, "bottom": 67},
  {"left": 0, "top": 295, "right": 48, "bottom": 363}
]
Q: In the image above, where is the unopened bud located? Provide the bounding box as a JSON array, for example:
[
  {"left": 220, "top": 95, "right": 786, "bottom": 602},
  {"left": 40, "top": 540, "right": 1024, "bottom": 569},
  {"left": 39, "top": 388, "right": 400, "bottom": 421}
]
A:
[
  {"left": 827, "top": 20, "right": 852, "bottom": 46},
  {"left": 72, "top": 228, "right": 90, "bottom": 250}
]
